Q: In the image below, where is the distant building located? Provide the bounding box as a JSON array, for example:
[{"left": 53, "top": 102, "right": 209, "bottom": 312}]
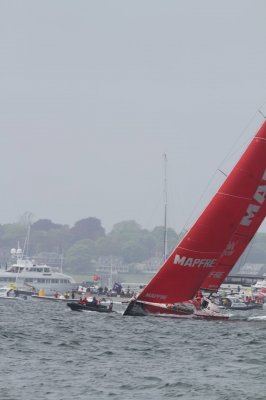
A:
[
  {"left": 95, "top": 256, "right": 129, "bottom": 274},
  {"left": 237, "top": 263, "right": 266, "bottom": 275},
  {"left": 134, "top": 257, "right": 162, "bottom": 274}
]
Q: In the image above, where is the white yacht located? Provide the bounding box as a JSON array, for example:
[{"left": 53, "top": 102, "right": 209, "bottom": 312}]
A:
[
  {"left": 253, "top": 276, "right": 266, "bottom": 289},
  {"left": 0, "top": 246, "right": 76, "bottom": 295}
]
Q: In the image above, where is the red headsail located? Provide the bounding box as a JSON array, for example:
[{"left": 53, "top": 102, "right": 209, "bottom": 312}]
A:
[
  {"left": 201, "top": 121, "right": 266, "bottom": 291},
  {"left": 138, "top": 120, "right": 266, "bottom": 304}
]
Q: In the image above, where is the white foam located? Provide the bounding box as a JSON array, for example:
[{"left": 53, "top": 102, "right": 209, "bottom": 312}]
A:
[{"left": 247, "top": 315, "right": 266, "bottom": 321}]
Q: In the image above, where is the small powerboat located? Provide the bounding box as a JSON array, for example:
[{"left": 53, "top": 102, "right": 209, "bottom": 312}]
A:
[
  {"left": 67, "top": 300, "right": 114, "bottom": 313},
  {"left": 0, "top": 287, "right": 27, "bottom": 300},
  {"left": 219, "top": 296, "right": 263, "bottom": 310}
]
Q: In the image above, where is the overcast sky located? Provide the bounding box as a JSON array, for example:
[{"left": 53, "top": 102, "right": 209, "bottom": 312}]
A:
[{"left": 0, "top": 1, "right": 266, "bottom": 233}]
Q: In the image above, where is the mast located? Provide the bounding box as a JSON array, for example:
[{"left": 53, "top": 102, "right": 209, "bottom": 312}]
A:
[
  {"left": 163, "top": 153, "right": 168, "bottom": 262},
  {"left": 108, "top": 256, "right": 113, "bottom": 289},
  {"left": 60, "top": 254, "right": 64, "bottom": 274},
  {"left": 22, "top": 225, "right": 30, "bottom": 258}
]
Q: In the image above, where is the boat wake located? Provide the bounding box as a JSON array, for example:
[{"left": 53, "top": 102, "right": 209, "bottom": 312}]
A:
[{"left": 247, "top": 315, "right": 266, "bottom": 321}]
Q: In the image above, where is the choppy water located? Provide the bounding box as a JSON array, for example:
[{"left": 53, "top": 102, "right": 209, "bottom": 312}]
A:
[{"left": 1, "top": 299, "right": 266, "bottom": 400}]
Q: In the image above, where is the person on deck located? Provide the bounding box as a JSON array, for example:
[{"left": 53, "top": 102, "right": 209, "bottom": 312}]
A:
[
  {"left": 194, "top": 290, "right": 203, "bottom": 309},
  {"left": 92, "top": 296, "right": 98, "bottom": 306}
]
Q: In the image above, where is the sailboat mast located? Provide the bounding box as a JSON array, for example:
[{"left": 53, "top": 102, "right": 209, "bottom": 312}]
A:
[
  {"left": 163, "top": 153, "right": 168, "bottom": 262},
  {"left": 22, "top": 225, "right": 30, "bottom": 258}
]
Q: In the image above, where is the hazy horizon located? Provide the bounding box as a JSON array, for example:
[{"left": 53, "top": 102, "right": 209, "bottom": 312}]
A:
[{"left": 1, "top": 1, "right": 266, "bottom": 234}]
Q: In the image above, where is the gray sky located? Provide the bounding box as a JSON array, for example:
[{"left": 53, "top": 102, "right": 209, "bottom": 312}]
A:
[{"left": 0, "top": 1, "right": 266, "bottom": 233}]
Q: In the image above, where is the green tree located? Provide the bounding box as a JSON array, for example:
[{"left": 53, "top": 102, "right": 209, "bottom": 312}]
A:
[
  {"left": 64, "top": 239, "right": 97, "bottom": 274},
  {"left": 0, "top": 223, "right": 27, "bottom": 248},
  {"left": 70, "top": 217, "right": 105, "bottom": 242},
  {"left": 111, "top": 220, "right": 141, "bottom": 234},
  {"left": 108, "top": 221, "right": 157, "bottom": 263},
  {"left": 95, "top": 235, "right": 121, "bottom": 257},
  {"left": 151, "top": 226, "right": 179, "bottom": 258},
  {"left": 31, "top": 219, "right": 64, "bottom": 231},
  {"left": 29, "top": 226, "right": 71, "bottom": 256}
]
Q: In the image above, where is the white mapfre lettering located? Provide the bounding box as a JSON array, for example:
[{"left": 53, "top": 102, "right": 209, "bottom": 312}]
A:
[
  {"left": 241, "top": 204, "right": 260, "bottom": 226},
  {"left": 145, "top": 293, "right": 167, "bottom": 300},
  {"left": 208, "top": 271, "right": 224, "bottom": 279},
  {"left": 241, "top": 169, "right": 266, "bottom": 227},
  {"left": 173, "top": 254, "right": 216, "bottom": 268},
  {"left": 222, "top": 240, "right": 236, "bottom": 256}
]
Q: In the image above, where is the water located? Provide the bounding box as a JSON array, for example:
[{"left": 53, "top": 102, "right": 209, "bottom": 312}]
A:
[{"left": 1, "top": 300, "right": 266, "bottom": 400}]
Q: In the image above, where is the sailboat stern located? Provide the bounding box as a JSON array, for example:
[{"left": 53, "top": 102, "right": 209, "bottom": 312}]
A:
[
  {"left": 123, "top": 297, "right": 229, "bottom": 319},
  {"left": 123, "top": 299, "right": 195, "bottom": 317},
  {"left": 123, "top": 300, "right": 147, "bottom": 316}
]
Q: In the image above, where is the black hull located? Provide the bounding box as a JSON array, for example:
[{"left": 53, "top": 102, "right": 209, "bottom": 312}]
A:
[
  {"left": 123, "top": 300, "right": 147, "bottom": 316},
  {"left": 123, "top": 300, "right": 194, "bottom": 317},
  {"left": 227, "top": 304, "right": 263, "bottom": 311},
  {"left": 15, "top": 289, "right": 37, "bottom": 296},
  {"left": 123, "top": 300, "right": 229, "bottom": 320},
  {"left": 67, "top": 302, "right": 114, "bottom": 313}
]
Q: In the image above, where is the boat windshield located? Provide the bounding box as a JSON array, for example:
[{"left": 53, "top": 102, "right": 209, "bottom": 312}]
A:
[
  {"left": 7, "top": 266, "right": 24, "bottom": 273},
  {"left": 228, "top": 297, "right": 242, "bottom": 303}
]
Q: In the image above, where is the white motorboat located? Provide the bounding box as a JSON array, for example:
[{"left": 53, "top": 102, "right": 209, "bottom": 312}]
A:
[
  {"left": 254, "top": 278, "right": 266, "bottom": 290},
  {"left": 0, "top": 286, "right": 27, "bottom": 300},
  {"left": 219, "top": 295, "right": 263, "bottom": 310},
  {"left": 0, "top": 245, "right": 76, "bottom": 295}
]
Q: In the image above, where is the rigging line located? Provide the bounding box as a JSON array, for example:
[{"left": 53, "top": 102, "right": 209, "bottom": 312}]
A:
[
  {"left": 182, "top": 167, "right": 222, "bottom": 231},
  {"left": 218, "top": 169, "right": 227, "bottom": 177},
  {"left": 258, "top": 109, "right": 266, "bottom": 119},
  {"left": 231, "top": 237, "right": 255, "bottom": 276},
  {"left": 219, "top": 108, "right": 266, "bottom": 166},
  {"left": 181, "top": 110, "right": 265, "bottom": 232},
  {"left": 257, "top": 98, "right": 266, "bottom": 116},
  {"left": 163, "top": 153, "right": 168, "bottom": 262}
]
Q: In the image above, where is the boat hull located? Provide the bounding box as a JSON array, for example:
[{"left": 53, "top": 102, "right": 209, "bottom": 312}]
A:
[
  {"left": 67, "top": 302, "right": 114, "bottom": 313},
  {"left": 0, "top": 287, "right": 29, "bottom": 300},
  {"left": 221, "top": 304, "right": 263, "bottom": 311},
  {"left": 32, "top": 295, "right": 79, "bottom": 302},
  {"left": 0, "top": 296, "right": 26, "bottom": 301},
  {"left": 123, "top": 300, "right": 229, "bottom": 320}
]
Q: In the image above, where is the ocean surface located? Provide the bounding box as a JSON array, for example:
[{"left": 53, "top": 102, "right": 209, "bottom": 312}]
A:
[{"left": 1, "top": 299, "right": 266, "bottom": 400}]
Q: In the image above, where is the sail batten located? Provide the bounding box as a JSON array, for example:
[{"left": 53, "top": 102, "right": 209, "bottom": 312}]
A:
[
  {"left": 218, "top": 192, "right": 253, "bottom": 201},
  {"left": 136, "top": 120, "right": 266, "bottom": 304},
  {"left": 176, "top": 246, "right": 221, "bottom": 254}
]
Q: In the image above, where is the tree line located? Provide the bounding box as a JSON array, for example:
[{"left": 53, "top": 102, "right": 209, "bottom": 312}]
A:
[
  {"left": 0, "top": 217, "right": 179, "bottom": 274},
  {"left": 0, "top": 216, "right": 265, "bottom": 275}
]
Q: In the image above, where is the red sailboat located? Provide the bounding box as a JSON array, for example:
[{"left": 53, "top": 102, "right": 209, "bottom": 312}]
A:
[{"left": 124, "top": 119, "right": 266, "bottom": 319}]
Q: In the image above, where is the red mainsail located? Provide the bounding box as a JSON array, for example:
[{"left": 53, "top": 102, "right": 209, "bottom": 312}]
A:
[{"left": 138, "top": 120, "right": 266, "bottom": 304}]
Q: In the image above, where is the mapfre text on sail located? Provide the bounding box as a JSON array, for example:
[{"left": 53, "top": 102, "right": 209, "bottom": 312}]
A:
[{"left": 173, "top": 255, "right": 216, "bottom": 268}]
